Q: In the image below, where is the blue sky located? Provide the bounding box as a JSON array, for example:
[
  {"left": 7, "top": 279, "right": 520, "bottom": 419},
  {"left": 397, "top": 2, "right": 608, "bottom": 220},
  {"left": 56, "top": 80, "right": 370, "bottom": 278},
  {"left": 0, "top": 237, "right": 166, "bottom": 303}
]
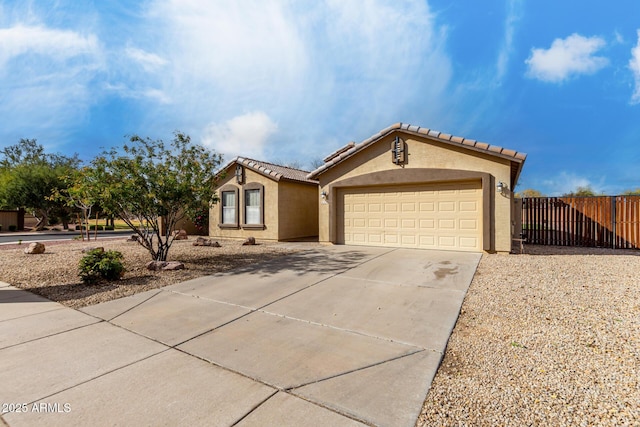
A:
[{"left": 1, "top": 0, "right": 639, "bottom": 196}]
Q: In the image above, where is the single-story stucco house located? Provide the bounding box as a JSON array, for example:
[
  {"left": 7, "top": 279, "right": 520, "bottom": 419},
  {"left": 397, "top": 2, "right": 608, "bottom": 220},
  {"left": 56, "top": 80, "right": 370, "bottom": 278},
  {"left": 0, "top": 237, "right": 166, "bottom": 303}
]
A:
[
  {"left": 308, "top": 123, "right": 526, "bottom": 253},
  {"left": 209, "top": 123, "right": 526, "bottom": 253},
  {"left": 208, "top": 157, "right": 319, "bottom": 241}
]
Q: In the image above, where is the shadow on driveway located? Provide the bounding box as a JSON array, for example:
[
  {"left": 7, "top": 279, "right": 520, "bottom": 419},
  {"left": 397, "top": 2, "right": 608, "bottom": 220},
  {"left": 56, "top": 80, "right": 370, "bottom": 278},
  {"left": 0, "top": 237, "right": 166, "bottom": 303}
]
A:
[{"left": 221, "top": 248, "right": 379, "bottom": 277}]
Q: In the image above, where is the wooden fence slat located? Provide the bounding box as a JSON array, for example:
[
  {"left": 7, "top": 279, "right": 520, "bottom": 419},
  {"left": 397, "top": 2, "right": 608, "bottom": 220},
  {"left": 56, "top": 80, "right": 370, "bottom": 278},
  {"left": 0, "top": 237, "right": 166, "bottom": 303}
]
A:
[{"left": 521, "top": 195, "right": 640, "bottom": 250}]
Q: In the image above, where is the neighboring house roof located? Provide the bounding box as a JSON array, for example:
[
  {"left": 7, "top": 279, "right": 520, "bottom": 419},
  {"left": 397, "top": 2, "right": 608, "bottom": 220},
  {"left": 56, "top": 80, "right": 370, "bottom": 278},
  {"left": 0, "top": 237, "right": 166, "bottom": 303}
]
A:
[
  {"left": 308, "top": 123, "right": 527, "bottom": 185},
  {"left": 216, "top": 157, "right": 319, "bottom": 185}
]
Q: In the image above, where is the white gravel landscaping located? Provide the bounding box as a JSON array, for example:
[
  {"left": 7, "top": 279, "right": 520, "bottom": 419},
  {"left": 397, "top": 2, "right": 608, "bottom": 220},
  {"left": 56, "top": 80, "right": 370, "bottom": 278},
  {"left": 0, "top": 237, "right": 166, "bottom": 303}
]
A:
[{"left": 417, "top": 245, "right": 640, "bottom": 427}]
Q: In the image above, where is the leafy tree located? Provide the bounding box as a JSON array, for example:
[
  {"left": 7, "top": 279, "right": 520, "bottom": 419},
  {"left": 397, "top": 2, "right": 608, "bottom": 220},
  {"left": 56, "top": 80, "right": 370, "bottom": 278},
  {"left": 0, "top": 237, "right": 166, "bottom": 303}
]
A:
[
  {"left": 54, "top": 166, "right": 102, "bottom": 240},
  {"left": 309, "top": 158, "right": 325, "bottom": 170},
  {"left": 0, "top": 139, "right": 79, "bottom": 230},
  {"left": 563, "top": 186, "right": 598, "bottom": 197},
  {"left": 515, "top": 188, "right": 545, "bottom": 198},
  {"left": 87, "top": 132, "right": 222, "bottom": 261},
  {"left": 622, "top": 188, "right": 640, "bottom": 196}
]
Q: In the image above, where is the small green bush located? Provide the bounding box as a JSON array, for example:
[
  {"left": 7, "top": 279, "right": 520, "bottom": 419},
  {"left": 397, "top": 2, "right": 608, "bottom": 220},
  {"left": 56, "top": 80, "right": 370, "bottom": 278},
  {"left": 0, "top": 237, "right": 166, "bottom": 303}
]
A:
[
  {"left": 88, "top": 225, "right": 104, "bottom": 231},
  {"left": 8, "top": 225, "right": 17, "bottom": 231},
  {"left": 78, "top": 249, "right": 125, "bottom": 283},
  {"left": 104, "top": 225, "right": 115, "bottom": 231}
]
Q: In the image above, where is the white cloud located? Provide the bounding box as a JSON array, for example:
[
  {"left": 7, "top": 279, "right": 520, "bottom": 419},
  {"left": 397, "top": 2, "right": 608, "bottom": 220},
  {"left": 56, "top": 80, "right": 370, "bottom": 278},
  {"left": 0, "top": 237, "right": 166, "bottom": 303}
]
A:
[
  {"left": 0, "top": 22, "right": 102, "bottom": 143},
  {"left": 139, "top": 0, "right": 451, "bottom": 160},
  {"left": 542, "top": 172, "right": 602, "bottom": 196},
  {"left": 104, "top": 83, "right": 171, "bottom": 104},
  {"left": 496, "top": 0, "right": 523, "bottom": 82},
  {"left": 525, "top": 33, "right": 609, "bottom": 83},
  {"left": 629, "top": 30, "right": 640, "bottom": 104},
  {"left": 125, "top": 46, "right": 168, "bottom": 72},
  {"left": 0, "top": 24, "right": 98, "bottom": 66},
  {"left": 202, "top": 111, "right": 278, "bottom": 160}
]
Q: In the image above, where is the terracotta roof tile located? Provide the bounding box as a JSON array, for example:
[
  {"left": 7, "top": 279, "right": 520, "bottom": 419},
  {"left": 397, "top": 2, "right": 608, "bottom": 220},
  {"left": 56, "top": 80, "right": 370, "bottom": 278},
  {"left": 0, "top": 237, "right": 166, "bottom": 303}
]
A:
[
  {"left": 323, "top": 142, "right": 355, "bottom": 162},
  {"left": 462, "top": 139, "right": 476, "bottom": 147},
  {"left": 217, "top": 157, "right": 318, "bottom": 184}
]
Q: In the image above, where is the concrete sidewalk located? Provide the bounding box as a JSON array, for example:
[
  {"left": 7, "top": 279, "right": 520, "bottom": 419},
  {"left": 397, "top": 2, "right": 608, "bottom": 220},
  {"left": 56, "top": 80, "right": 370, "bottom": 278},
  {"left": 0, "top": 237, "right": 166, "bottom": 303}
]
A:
[{"left": 0, "top": 246, "right": 480, "bottom": 427}]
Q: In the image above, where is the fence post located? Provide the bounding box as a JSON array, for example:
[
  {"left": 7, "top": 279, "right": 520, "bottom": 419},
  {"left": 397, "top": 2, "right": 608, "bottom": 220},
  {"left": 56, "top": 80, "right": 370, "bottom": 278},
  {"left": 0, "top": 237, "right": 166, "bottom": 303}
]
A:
[
  {"left": 611, "top": 196, "right": 616, "bottom": 249},
  {"left": 17, "top": 208, "right": 25, "bottom": 231}
]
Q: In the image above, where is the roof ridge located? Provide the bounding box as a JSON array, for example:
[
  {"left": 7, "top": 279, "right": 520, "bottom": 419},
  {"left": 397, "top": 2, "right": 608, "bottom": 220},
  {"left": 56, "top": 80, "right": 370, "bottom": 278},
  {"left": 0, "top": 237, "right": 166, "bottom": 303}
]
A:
[{"left": 238, "top": 156, "right": 312, "bottom": 174}]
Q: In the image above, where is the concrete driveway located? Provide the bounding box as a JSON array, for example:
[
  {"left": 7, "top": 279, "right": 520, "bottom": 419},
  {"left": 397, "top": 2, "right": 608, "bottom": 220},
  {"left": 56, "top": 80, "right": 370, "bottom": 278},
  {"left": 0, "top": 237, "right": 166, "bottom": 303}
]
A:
[{"left": 0, "top": 246, "right": 480, "bottom": 427}]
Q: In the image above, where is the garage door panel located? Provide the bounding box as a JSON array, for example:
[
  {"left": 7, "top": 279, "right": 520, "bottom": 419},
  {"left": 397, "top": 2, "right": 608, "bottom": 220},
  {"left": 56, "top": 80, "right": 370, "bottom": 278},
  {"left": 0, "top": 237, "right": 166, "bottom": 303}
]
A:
[
  {"left": 368, "top": 218, "right": 382, "bottom": 228},
  {"left": 420, "top": 219, "right": 435, "bottom": 229},
  {"left": 459, "top": 219, "right": 478, "bottom": 230},
  {"left": 353, "top": 218, "right": 366, "bottom": 227},
  {"left": 384, "top": 218, "right": 398, "bottom": 227},
  {"left": 340, "top": 182, "right": 482, "bottom": 252},
  {"left": 459, "top": 201, "right": 479, "bottom": 212},
  {"left": 438, "top": 236, "right": 457, "bottom": 247},
  {"left": 419, "top": 235, "right": 436, "bottom": 246},
  {"left": 419, "top": 202, "right": 435, "bottom": 212},
  {"left": 438, "top": 219, "right": 456, "bottom": 229},
  {"left": 384, "top": 234, "right": 398, "bottom": 244},
  {"left": 401, "top": 203, "right": 416, "bottom": 212},
  {"left": 459, "top": 237, "right": 479, "bottom": 248},
  {"left": 438, "top": 201, "right": 455, "bottom": 211}
]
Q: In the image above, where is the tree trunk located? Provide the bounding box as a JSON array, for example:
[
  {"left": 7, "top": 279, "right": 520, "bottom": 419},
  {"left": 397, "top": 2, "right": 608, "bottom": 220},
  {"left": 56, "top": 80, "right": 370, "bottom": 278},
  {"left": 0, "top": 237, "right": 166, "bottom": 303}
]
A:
[{"left": 33, "top": 211, "right": 48, "bottom": 231}]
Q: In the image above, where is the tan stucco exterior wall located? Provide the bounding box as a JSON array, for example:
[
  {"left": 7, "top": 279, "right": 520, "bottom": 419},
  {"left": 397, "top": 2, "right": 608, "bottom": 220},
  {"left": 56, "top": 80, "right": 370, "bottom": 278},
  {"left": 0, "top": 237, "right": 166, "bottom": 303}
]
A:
[
  {"left": 209, "top": 168, "right": 280, "bottom": 240},
  {"left": 277, "top": 181, "right": 319, "bottom": 240},
  {"left": 317, "top": 133, "right": 514, "bottom": 252}
]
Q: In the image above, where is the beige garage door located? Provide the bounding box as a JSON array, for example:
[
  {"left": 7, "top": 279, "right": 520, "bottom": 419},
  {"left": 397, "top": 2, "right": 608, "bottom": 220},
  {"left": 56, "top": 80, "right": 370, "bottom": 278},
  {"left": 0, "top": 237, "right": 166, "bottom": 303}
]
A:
[{"left": 338, "top": 181, "right": 482, "bottom": 251}]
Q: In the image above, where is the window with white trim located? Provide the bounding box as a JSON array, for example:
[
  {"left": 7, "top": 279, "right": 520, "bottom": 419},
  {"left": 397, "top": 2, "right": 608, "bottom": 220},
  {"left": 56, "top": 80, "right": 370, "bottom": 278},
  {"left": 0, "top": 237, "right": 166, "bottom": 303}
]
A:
[
  {"left": 221, "top": 191, "right": 236, "bottom": 224},
  {"left": 218, "top": 184, "right": 239, "bottom": 228},
  {"left": 245, "top": 189, "right": 260, "bottom": 224},
  {"left": 242, "top": 182, "right": 264, "bottom": 229}
]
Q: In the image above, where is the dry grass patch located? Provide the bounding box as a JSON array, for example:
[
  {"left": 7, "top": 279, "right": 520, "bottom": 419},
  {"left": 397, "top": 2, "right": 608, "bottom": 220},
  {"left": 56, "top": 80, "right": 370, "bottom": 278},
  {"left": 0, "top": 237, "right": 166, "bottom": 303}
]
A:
[{"left": 0, "top": 238, "right": 298, "bottom": 308}]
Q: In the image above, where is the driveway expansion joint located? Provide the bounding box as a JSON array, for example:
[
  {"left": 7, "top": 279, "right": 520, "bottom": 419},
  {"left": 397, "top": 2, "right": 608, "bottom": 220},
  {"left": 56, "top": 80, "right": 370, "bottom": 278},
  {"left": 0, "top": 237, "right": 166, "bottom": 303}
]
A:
[
  {"left": 106, "top": 289, "right": 163, "bottom": 322},
  {"left": 257, "top": 309, "right": 426, "bottom": 350},
  {"left": 286, "top": 349, "right": 426, "bottom": 391}
]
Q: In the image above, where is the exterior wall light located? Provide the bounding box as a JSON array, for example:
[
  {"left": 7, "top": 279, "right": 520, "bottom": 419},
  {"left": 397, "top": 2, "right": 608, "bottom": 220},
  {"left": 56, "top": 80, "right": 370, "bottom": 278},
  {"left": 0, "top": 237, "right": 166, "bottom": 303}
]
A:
[
  {"left": 497, "top": 181, "right": 506, "bottom": 195},
  {"left": 320, "top": 190, "right": 328, "bottom": 204}
]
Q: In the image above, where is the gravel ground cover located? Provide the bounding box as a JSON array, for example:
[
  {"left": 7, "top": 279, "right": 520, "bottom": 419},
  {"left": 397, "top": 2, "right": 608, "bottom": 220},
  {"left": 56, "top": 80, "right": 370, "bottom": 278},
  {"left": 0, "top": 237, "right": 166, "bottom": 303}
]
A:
[
  {"left": 0, "top": 237, "right": 297, "bottom": 308},
  {"left": 418, "top": 245, "right": 640, "bottom": 427}
]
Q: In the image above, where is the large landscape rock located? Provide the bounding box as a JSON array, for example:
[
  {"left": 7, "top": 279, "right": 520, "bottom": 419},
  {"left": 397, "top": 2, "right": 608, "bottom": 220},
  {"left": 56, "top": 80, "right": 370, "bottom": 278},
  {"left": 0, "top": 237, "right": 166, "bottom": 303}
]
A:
[
  {"left": 192, "top": 237, "right": 221, "bottom": 247},
  {"left": 174, "top": 229, "right": 188, "bottom": 240},
  {"left": 24, "top": 242, "right": 45, "bottom": 254},
  {"left": 242, "top": 237, "right": 256, "bottom": 246},
  {"left": 146, "top": 261, "right": 185, "bottom": 271}
]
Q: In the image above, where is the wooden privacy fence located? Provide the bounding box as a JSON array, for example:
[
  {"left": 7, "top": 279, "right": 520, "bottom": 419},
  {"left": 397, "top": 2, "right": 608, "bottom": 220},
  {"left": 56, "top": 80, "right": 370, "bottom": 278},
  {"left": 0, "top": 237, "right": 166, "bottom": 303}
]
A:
[{"left": 521, "top": 196, "right": 640, "bottom": 249}]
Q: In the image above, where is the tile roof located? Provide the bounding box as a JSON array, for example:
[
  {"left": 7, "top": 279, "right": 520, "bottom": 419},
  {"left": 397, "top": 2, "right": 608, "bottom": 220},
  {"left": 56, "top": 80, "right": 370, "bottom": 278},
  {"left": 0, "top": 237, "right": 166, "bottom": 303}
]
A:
[
  {"left": 307, "top": 123, "right": 527, "bottom": 183},
  {"left": 218, "top": 157, "right": 318, "bottom": 184}
]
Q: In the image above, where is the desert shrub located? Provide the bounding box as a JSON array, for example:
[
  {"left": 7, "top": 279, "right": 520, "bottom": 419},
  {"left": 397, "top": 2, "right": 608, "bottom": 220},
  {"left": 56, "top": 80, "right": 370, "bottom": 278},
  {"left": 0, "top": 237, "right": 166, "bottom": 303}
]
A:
[{"left": 78, "top": 249, "right": 125, "bottom": 283}]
